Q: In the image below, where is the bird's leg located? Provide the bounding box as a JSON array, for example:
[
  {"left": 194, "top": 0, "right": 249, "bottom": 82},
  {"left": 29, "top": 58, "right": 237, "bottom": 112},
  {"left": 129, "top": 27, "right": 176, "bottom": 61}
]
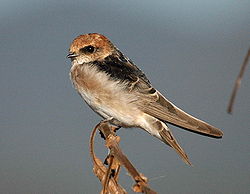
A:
[{"left": 98, "top": 118, "right": 120, "bottom": 139}]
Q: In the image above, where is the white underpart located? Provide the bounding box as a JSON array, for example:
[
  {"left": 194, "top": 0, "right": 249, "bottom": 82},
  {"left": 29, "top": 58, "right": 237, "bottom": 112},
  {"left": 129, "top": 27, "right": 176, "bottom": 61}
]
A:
[
  {"left": 70, "top": 61, "right": 145, "bottom": 128},
  {"left": 137, "top": 113, "right": 168, "bottom": 140},
  {"left": 75, "top": 55, "right": 95, "bottom": 64}
]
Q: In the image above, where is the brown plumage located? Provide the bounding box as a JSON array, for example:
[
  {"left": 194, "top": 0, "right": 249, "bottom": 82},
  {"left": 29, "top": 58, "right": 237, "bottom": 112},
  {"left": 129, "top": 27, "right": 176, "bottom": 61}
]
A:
[{"left": 68, "top": 33, "right": 223, "bottom": 165}]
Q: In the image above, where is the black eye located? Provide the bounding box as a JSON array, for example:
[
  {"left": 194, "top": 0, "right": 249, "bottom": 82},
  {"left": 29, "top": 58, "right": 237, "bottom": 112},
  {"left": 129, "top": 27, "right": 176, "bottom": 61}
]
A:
[{"left": 80, "top": 45, "right": 95, "bottom": 54}]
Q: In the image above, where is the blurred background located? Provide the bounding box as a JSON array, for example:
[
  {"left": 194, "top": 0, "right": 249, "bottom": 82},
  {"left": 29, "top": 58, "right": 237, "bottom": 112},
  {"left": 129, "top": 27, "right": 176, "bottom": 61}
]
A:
[{"left": 1, "top": 0, "right": 249, "bottom": 193}]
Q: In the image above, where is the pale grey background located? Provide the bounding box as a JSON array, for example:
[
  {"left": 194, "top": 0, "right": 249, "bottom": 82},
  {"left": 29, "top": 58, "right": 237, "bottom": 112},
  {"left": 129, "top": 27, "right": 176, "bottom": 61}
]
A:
[{"left": 1, "top": 0, "right": 249, "bottom": 193}]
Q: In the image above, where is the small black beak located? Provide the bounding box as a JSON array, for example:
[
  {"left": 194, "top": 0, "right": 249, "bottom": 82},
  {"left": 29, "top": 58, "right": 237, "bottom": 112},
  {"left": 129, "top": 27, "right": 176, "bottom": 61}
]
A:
[{"left": 67, "top": 52, "right": 78, "bottom": 59}]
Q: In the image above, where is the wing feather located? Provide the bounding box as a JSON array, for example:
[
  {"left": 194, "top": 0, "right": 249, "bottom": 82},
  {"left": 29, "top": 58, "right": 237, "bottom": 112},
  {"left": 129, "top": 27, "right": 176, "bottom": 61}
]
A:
[
  {"left": 137, "top": 90, "right": 223, "bottom": 137},
  {"left": 102, "top": 50, "right": 223, "bottom": 138}
]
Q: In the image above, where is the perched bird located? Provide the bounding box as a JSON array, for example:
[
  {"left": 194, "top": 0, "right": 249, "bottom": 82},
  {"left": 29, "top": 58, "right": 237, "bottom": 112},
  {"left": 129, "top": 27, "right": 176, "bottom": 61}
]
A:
[{"left": 68, "top": 33, "right": 223, "bottom": 165}]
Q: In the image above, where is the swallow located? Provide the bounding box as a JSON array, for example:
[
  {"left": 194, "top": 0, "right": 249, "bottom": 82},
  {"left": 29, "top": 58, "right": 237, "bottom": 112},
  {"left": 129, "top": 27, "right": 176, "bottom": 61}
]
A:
[{"left": 68, "top": 33, "right": 223, "bottom": 165}]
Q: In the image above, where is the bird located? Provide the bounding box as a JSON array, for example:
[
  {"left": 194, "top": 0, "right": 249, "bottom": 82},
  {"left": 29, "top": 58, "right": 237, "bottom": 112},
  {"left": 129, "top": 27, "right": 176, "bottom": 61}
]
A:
[{"left": 67, "top": 33, "right": 223, "bottom": 165}]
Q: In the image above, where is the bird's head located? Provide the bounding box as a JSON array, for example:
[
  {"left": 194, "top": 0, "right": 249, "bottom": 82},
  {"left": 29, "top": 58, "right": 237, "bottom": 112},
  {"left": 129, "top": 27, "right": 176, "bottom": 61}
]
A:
[{"left": 67, "top": 33, "right": 114, "bottom": 64}]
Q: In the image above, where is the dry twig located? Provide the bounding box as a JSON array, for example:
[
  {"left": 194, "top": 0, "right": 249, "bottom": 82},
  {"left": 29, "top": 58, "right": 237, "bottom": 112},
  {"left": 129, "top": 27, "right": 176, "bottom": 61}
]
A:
[
  {"left": 227, "top": 48, "right": 250, "bottom": 113},
  {"left": 89, "top": 122, "right": 126, "bottom": 194},
  {"left": 89, "top": 120, "right": 157, "bottom": 194}
]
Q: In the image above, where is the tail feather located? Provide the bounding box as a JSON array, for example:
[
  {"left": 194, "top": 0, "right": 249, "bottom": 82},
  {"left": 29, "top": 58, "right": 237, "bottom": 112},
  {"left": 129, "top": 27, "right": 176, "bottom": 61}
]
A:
[
  {"left": 158, "top": 122, "right": 192, "bottom": 165},
  {"left": 142, "top": 114, "right": 192, "bottom": 165}
]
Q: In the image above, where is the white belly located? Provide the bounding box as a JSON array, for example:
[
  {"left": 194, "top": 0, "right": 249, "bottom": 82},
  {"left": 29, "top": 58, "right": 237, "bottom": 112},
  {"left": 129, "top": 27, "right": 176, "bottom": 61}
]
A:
[{"left": 71, "top": 63, "right": 143, "bottom": 127}]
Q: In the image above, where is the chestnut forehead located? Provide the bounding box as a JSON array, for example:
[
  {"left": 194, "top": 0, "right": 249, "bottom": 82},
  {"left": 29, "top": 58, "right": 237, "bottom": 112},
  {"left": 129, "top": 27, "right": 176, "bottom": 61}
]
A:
[{"left": 69, "top": 33, "right": 113, "bottom": 52}]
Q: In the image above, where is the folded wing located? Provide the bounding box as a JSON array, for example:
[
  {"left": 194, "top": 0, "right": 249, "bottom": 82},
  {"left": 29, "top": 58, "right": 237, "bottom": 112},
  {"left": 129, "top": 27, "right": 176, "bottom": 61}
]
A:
[
  {"left": 137, "top": 90, "right": 223, "bottom": 138},
  {"left": 116, "top": 56, "right": 223, "bottom": 138}
]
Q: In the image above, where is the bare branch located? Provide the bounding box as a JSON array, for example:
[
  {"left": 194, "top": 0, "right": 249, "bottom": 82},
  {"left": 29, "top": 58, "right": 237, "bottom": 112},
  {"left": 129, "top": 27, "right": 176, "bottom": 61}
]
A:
[
  {"left": 227, "top": 48, "right": 250, "bottom": 114},
  {"left": 90, "top": 122, "right": 127, "bottom": 194},
  {"left": 90, "top": 120, "right": 157, "bottom": 194}
]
